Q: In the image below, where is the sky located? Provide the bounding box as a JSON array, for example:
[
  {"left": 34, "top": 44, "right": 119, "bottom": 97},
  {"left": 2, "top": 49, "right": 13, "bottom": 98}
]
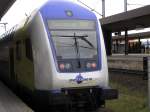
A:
[{"left": 0, "top": 0, "right": 150, "bottom": 34}]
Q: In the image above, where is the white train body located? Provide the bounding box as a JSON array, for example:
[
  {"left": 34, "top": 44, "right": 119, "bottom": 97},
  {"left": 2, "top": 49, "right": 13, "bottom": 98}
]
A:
[
  {"left": 29, "top": 12, "right": 108, "bottom": 90},
  {"left": 0, "top": 0, "right": 117, "bottom": 110}
]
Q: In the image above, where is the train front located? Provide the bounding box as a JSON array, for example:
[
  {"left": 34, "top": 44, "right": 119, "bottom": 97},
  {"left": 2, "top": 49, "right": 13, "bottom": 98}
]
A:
[{"left": 33, "top": 0, "right": 118, "bottom": 108}]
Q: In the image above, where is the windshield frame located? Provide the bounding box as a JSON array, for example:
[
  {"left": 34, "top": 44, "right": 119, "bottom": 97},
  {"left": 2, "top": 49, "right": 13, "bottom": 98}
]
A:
[
  {"left": 46, "top": 19, "right": 101, "bottom": 73},
  {"left": 50, "top": 31, "right": 97, "bottom": 59}
]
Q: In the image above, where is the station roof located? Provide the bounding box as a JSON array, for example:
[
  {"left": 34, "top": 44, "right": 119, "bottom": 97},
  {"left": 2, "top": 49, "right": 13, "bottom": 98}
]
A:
[
  {"left": 113, "top": 31, "right": 150, "bottom": 40},
  {"left": 0, "top": 0, "right": 16, "bottom": 19},
  {"left": 100, "top": 5, "right": 150, "bottom": 32}
]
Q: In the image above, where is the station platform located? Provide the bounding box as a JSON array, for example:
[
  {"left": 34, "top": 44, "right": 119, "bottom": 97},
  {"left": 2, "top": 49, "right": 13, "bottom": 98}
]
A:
[
  {"left": 107, "top": 54, "right": 150, "bottom": 72},
  {"left": 109, "top": 53, "right": 150, "bottom": 58},
  {"left": 0, "top": 81, "right": 33, "bottom": 112}
]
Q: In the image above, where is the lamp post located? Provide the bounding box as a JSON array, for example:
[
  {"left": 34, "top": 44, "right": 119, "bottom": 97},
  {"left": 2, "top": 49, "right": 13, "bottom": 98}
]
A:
[
  {"left": 124, "top": 0, "right": 128, "bottom": 55},
  {"left": 102, "top": 0, "right": 105, "bottom": 17},
  {"left": 149, "top": 60, "right": 150, "bottom": 110},
  {"left": 125, "top": 0, "right": 144, "bottom": 12},
  {"left": 124, "top": 0, "right": 127, "bottom": 12}
]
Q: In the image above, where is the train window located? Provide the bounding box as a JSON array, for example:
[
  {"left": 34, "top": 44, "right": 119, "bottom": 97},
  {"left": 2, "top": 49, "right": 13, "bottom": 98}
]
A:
[
  {"left": 16, "top": 41, "right": 22, "bottom": 60},
  {"left": 25, "top": 38, "right": 33, "bottom": 61},
  {"left": 48, "top": 20, "right": 96, "bottom": 30}
]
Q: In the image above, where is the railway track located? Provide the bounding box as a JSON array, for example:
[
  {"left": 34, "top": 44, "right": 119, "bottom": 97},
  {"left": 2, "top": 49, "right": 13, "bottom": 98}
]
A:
[
  {"left": 37, "top": 107, "right": 111, "bottom": 112},
  {"left": 109, "top": 68, "right": 144, "bottom": 74}
]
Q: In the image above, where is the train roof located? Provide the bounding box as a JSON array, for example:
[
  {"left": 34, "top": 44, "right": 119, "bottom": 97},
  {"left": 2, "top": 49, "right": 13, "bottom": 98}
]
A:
[
  {"left": 39, "top": 0, "right": 97, "bottom": 20},
  {"left": 0, "top": 0, "right": 97, "bottom": 44}
]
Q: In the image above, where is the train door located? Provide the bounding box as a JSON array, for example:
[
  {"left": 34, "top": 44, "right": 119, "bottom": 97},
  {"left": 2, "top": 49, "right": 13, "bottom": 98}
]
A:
[
  {"left": 9, "top": 48, "right": 14, "bottom": 78},
  {"left": 23, "top": 38, "right": 34, "bottom": 91},
  {"left": 14, "top": 38, "right": 34, "bottom": 91},
  {"left": 14, "top": 40, "right": 24, "bottom": 87},
  {"left": 9, "top": 47, "right": 16, "bottom": 88}
]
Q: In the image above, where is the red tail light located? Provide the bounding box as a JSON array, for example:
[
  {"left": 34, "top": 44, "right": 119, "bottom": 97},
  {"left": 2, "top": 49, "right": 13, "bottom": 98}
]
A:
[
  {"left": 91, "top": 63, "right": 96, "bottom": 68},
  {"left": 86, "top": 62, "right": 97, "bottom": 69},
  {"left": 59, "top": 63, "right": 65, "bottom": 70}
]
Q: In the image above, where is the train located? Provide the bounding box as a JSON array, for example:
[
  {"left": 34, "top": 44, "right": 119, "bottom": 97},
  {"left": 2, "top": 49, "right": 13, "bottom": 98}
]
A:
[{"left": 0, "top": 0, "right": 117, "bottom": 111}]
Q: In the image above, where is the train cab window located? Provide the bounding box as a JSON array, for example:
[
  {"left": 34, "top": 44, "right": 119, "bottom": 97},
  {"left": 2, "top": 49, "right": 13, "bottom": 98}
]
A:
[
  {"left": 25, "top": 38, "right": 33, "bottom": 61},
  {"left": 16, "top": 41, "right": 22, "bottom": 60}
]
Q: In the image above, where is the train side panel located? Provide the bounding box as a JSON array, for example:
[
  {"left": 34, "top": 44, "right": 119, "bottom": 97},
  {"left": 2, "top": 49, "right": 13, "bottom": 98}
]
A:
[
  {"left": 97, "top": 19, "right": 109, "bottom": 87},
  {"left": 0, "top": 43, "right": 11, "bottom": 83},
  {"left": 28, "top": 12, "right": 55, "bottom": 90},
  {"left": 13, "top": 28, "right": 35, "bottom": 91}
]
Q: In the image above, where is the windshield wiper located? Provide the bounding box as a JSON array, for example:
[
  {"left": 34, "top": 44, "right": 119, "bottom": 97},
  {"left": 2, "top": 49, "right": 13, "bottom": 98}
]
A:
[
  {"left": 77, "top": 35, "right": 94, "bottom": 48},
  {"left": 52, "top": 34, "right": 95, "bottom": 49},
  {"left": 52, "top": 33, "right": 95, "bottom": 68},
  {"left": 73, "top": 33, "right": 81, "bottom": 68},
  {"left": 55, "top": 41, "right": 96, "bottom": 50}
]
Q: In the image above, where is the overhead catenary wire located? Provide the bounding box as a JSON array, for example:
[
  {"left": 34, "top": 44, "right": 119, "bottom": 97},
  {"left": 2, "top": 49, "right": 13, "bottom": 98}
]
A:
[
  {"left": 77, "top": 0, "right": 103, "bottom": 17},
  {"left": 127, "top": 3, "right": 146, "bottom": 6}
]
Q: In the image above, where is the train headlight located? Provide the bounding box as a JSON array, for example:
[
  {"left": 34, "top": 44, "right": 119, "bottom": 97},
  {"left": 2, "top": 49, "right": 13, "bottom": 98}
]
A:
[
  {"left": 86, "top": 62, "right": 97, "bottom": 69},
  {"left": 59, "top": 63, "right": 72, "bottom": 70},
  {"left": 91, "top": 62, "right": 97, "bottom": 68},
  {"left": 86, "top": 62, "right": 91, "bottom": 68},
  {"left": 65, "top": 63, "right": 71, "bottom": 69}
]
